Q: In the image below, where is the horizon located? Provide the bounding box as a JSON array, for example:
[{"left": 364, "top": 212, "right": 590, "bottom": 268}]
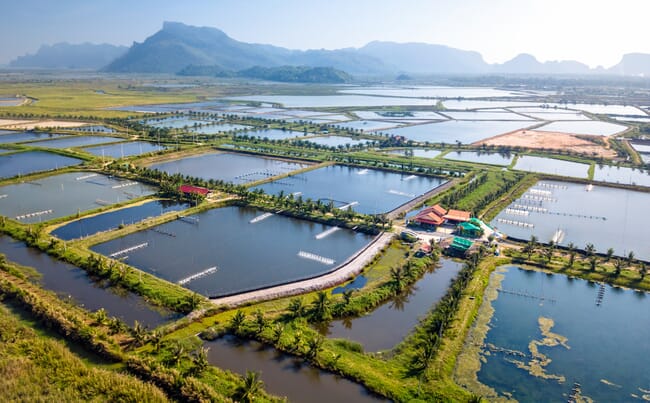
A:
[{"left": 2, "top": 0, "right": 650, "bottom": 68}]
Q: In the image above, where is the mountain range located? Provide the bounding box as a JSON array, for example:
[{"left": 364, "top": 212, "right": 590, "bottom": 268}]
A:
[{"left": 8, "top": 22, "right": 650, "bottom": 77}]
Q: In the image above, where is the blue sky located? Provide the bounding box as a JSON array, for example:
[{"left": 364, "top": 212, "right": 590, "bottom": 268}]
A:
[{"left": 2, "top": 0, "right": 649, "bottom": 67}]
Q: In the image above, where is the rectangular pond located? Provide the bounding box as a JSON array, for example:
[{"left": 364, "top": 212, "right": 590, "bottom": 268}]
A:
[
  {"left": 52, "top": 200, "right": 189, "bottom": 241},
  {"left": 340, "top": 86, "right": 526, "bottom": 98},
  {"left": 443, "top": 151, "right": 514, "bottom": 166},
  {"left": 512, "top": 155, "right": 589, "bottom": 178},
  {"left": 384, "top": 120, "right": 532, "bottom": 144},
  {"left": 469, "top": 265, "right": 650, "bottom": 402},
  {"left": 225, "top": 95, "right": 441, "bottom": 108},
  {"left": 491, "top": 180, "right": 650, "bottom": 260},
  {"left": 593, "top": 164, "right": 650, "bottom": 187},
  {"left": 0, "top": 151, "right": 82, "bottom": 178},
  {"left": 334, "top": 120, "right": 404, "bottom": 132},
  {"left": 0, "top": 235, "right": 177, "bottom": 328},
  {"left": 319, "top": 259, "right": 462, "bottom": 352},
  {"left": 150, "top": 152, "right": 310, "bottom": 184},
  {"left": 299, "top": 136, "right": 370, "bottom": 148},
  {"left": 83, "top": 141, "right": 166, "bottom": 158},
  {"left": 27, "top": 135, "right": 124, "bottom": 149},
  {"left": 354, "top": 110, "right": 445, "bottom": 121},
  {"left": 0, "top": 131, "right": 67, "bottom": 144},
  {"left": 0, "top": 172, "right": 156, "bottom": 223},
  {"left": 91, "top": 205, "right": 374, "bottom": 297},
  {"left": 235, "top": 128, "right": 304, "bottom": 141},
  {"left": 254, "top": 164, "right": 448, "bottom": 215},
  {"left": 442, "top": 110, "right": 534, "bottom": 121},
  {"left": 205, "top": 335, "right": 384, "bottom": 402},
  {"left": 537, "top": 121, "right": 627, "bottom": 136},
  {"left": 387, "top": 148, "right": 442, "bottom": 159}
]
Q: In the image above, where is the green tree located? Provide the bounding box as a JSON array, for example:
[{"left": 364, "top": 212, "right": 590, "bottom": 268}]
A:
[
  {"left": 191, "top": 346, "right": 209, "bottom": 375},
  {"left": 288, "top": 297, "right": 306, "bottom": 318},
  {"left": 230, "top": 310, "right": 246, "bottom": 334},
  {"left": 311, "top": 291, "right": 332, "bottom": 321},
  {"left": 566, "top": 242, "right": 576, "bottom": 268},
  {"left": 235, "top": 371, "right": 263, "bottom": 403},
  {"left": 342, "top": 289, "right": 355, "bottom": 305},
  {"left": 606, "top": 248, "right": 615, "bottom": 261}
]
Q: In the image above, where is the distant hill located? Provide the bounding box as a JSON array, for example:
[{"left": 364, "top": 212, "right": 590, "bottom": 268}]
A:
[
  {"left": 494, "top": 53, "right": 591, "bottom": 75},
  {"left": 609, "top": 53, "right": 650, "bottom": 76},
  {"left": 358, "top": 41, "right": 489, "bottom": 74},
  {"left": 104, "top": 22, "right": 384, "bottom": 75},
  {"left": 178, "top": 65, "right": 352, "bottom": 83},
  {"left": 10, "top": 42, "right": 127, "bottom": 70}
]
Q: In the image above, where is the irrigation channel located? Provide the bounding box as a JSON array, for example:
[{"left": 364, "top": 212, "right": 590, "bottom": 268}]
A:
[{"left": 0, "top": 236, "right": 178, "bottom": 328}]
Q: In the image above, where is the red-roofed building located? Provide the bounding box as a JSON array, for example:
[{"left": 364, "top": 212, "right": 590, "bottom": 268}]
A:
[
  {"left": 179, "top": 184, "right": 210, "bottom": 197},
  {"left": 443, "top": 209, "right": 471, "bottom": 223},
  {"left": 411, "top": 204, "right": 447, "bottom": 228}
]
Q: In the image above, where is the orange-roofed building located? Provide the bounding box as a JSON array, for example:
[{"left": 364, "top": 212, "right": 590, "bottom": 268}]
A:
[
  {"left": 443, "top": 209, "right": 471, "bottom": 223},
  {"left": 411, "top": 204, "right": 447, "bottom": 228}
]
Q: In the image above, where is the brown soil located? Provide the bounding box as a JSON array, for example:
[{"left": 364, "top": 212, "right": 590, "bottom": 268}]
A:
[{"left": 477, "top": 129, "right": 616, "bottom": 158}]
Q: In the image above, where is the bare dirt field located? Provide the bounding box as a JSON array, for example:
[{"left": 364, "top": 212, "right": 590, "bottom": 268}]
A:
[
  {"left": 0, "top": 119, "right": 35, "bottom": 127},
  {"left": 477, "top": 129, "right": 616, "bottom": 158}
]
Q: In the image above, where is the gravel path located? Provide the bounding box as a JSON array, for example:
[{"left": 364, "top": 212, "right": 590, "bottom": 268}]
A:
[{"left": 209, "top": 231, "right": 395, "bottom": 308}]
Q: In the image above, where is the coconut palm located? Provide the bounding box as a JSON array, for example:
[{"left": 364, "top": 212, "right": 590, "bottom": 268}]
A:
[
  {"left": 229, "top": 310, "right": 246, "bottom": 334},
  {"left": 288, "top": 297, "right": 305, "bottom": 318},
  {"left": 585, "top": 243, "right": 596, "bottom": 258},
  {"left": 311, "top": 291, "right": 332, "bottom": 321},
  {"left": 342, "top": 289, "right": 355, "bottom": 305},
  {"left": 567, "top": 242, "right": 576, "bottom": 268},
  {"left": 191, "top": 346, "right": 209, "bottom": 375},
  {"left": 606, "top": 248, "right": 615, "bottom": 262},
  {"left": 235, "top": 371, "right": 263, "bottom": 403}
]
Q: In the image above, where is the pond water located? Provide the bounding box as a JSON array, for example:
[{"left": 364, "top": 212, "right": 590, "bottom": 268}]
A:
[
  {"left": 0, "top": 172, "right": 156, "bottom": 223},
  {"left": 52, "top": 200, "right": 189, "bottom": 241},
  {"left": 519, "top": 111, "right": 590, "bottom": 121},
  {"left": 474, "top": 265, "right": 650, "bottom": 402},
  {"left": 0, "top": 131, "right": 67, "bottom": 144},
  {"left": 384, "top": 120, "right": 532, "bottom": 144},
  {"left": 225, "top": 95, "right": 441, "bottom": 108},
  {"left": 340, "top": 86, "right": 526, "bottom": 99},
  {"left": 491, "top": 180, "right": 650, "bottom": 260},
  {"left": 393, "top": 149, "right": 443, "bottom": 160},
  {"left": 204, "top": 335, "right": 384, "bottom": 402},
  {"left": 547, "top": 103, "right": 645, "bottom": 116},
  {"left": 537, "top": 121, "right": 626, "bottom": 136},
  {"left": 319, "top": 259, "right": 462, "bottom": 352},
  {"left": 612, "top": 116, "right": 650, "bottom": 123},
  {"left": 631, "top": 142, "right": 650, "bottom": 153},
  {"left": 441, "top": 100, "right": 538, "bottom": 110},
  {"left": 300, "top": 136, "right": 369, "bottom": 148},
  {"left": 443, "top": 151, "right": 513, "bottom": 166},
  {"left": 593, "top": 164, "right": 650, "bottom": 187},
  {"left": 512, "top": 155, "right": 589, "bottom": 178},
  {"left": 236, "top": 128, "right": 304, "bottom": 141},
  {"left": 28, "top": 135, "right": 124, "bottom": 149},
  {"left": 0, "top": 151, "right": 82, "bottom": 178},
  {"left": 83, "top": 141, "right": 166, "bottom": 158},
  {"left": 150, "top": 152, "right": 309, "bottom": 184},
  {"left": 331, "top": 275, "right": 367, "bottom": 294},
  {"left": 335, "top": 120, "right": 404, "bottom": 132},
  {"left": 254, "top": 165, "right": 447, "bottom": 215},
  {"left": 354, "top": 110, "right": 445, "bottom": 121},
  {"left": 71, "top": 125, "right": 116, "bottom": 133},
  {"left": 0, "top": 236, "right": 177, "bottom": 328},
  {"left": 91, "top": 206, "right": 374, "bottom": 297},
  {"left": 442, "top": 110, "right": 534, "bottom": 121}
]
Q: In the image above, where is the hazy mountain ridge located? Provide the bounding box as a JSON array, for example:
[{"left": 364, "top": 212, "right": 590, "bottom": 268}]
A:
[
  {"left": 10, "top": 22, "right": 650, "bottom": 77},
  {"left": 177, "top": 65, "right": 352, "bottom": 83},
  {"left": 9, "top": 42, "right": 127, "bottom": 70}
]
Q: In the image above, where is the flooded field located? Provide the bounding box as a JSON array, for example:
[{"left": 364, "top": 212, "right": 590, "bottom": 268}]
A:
[
  {"left": 512, "top": 155, "right": 589, "bottom": 178},
  {"left": 385, "top": 120, "right": 532, "bottom": 144},
  {"left": 443, "top": 151, "right": 513, "bottom": 166},
  {"left": 387, "top": 148, "right": 441, "bottom": 159},
  {"left": 491, "top": 180, "right": 650, "bottom": 260},
  {"left": 0, "top": 131, "right": 66, "bottom": 144},
  {"left": 150, "top": 152, "right": 310, "bottom": 184},
  {"left": 84, "top": 141, "right": 166, "bottom": 158},
  {"left": 91, "top": 206, "right": 374, "bottom": 297},
  {"left": 518, "top": 111, "right": 590, "bottom": 121},
  {"left": 320, "top": 259, "right": 462, "bottom": 352},
  {"left": 0, "top": 151, "right": 82, "bottom": 178},
  {"left": 547, "top": 103, "right": 645, "bottom": 116},
  {"left": 537, "top": 120, "right": 627, "bottom": 136},
  {"left": 593, "top": 164, "right": 650, "bottom": 187},
  {"left": 354, "top": 110, "right": 445, "bottom": 121},
  {"left": 301, "top": 136, "right": 370, "bottom": 148},
  {"left": 28, "top": 135, "right": 124, "bottom": 149},
  {"left": 0, "top": 236, "right": 177, "bottom": 328},
  {"left": 335, "top": 120, "right": 404, "bottom": 132},
  {"left": 205, "top": 336, "right": 384, "bottom": 402},
  {"left": 254, "top": 164, "right": 447, "bottom": 214},
  {"left": 442, "top": 110, "right": 534, "bottom": 121},
  {"left": 52, "top": 200, "right": 189, "bottom": 240},
  {"left": 467, "top": 265, "right": 650, "bottom": 402},
  {"left": 340, "top": 86, "right": 527, "bottom": 98},
  {"left": 0, "top": 172, "right": 156, "bottom": 223},
  {"left": 225, "top": 95, "right": 441, "bottom": 108},
  {"left": 236, "top": 128, "right": 304, "bottom": 140}
]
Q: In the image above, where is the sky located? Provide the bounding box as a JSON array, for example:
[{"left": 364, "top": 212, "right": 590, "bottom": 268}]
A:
[{"left": 1, "top": 0, "right": 649, "bottom": 67}]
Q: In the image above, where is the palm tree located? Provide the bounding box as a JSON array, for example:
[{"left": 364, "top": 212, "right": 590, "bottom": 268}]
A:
[
  {"left": 342, "top": 289, "right": 355, "bottom": 305},
  {"left": 606, "top": 248, "right": 614, "bottom": 262},
  {"left": 148, "top": 330, "right": 163, "bottom": 352},
  {"left": 613, "top": 258, "right": 624, "bottom": 277},
  {"left": 170, "top": 341, "right": 186, "bottom": 367},
  {"left": 567, "top": 242, "right": 576, "bottom": 268},
  {"left": 311, "top": 291, "right": 332, "bottom": 321},
  {"left": 131, "top": 320, "right": 148, "bottom": 347},
  {"left": 627, "top": 251, "right": 635, "bottom": 267},
  {"left": 271, "top": 323, "right": 284, "bottom": 343},
  {"left": 588, "top": 256, "right": 598, "bottom": 272},
  {"left": 288, "top": 297, "right": 305, "bottom": 318},
  {"left": 638, "top": 262, "right": 647, "bottom": 280},
  {"left": 229, "top": 310, "right": 246, "bottom": 334},
  {"left": 390, "top": 266, "right": 405, "bottom": 293},
  {"left": 191, "top": 346, "right": 210, "bottom": 375},
  {"left": 235, "top": 371, "right": 263, "bottom": 403},
  {"left": 306, "top": 335, "right": 324, "bottom": 360},
  {"left": 253, "top": 309, "right": 267, "bottom": 335},
  {"left": 585, "top": 243, "right": 595, "bottom": 258}
]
